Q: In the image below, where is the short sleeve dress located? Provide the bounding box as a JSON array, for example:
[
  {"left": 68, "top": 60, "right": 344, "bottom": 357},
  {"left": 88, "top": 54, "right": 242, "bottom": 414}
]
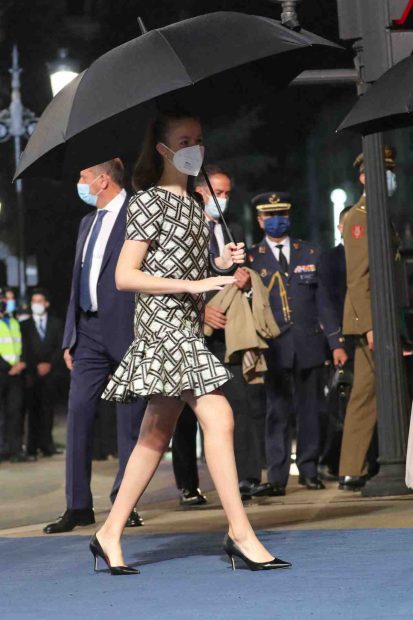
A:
[{"left": 102, "top": 187, "right": 232, "bottom": 402}]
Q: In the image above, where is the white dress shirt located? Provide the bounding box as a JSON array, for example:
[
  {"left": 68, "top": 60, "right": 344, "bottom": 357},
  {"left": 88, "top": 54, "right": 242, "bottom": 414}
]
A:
[
  {"left": 33, "top": 313, "right": 48, "bottom": 336},
  {"left": 82, "top": 189, "right": 126, "bottom": 312},
  {"left": 266, "top": 236, "right": 291, "bottom": 266}
]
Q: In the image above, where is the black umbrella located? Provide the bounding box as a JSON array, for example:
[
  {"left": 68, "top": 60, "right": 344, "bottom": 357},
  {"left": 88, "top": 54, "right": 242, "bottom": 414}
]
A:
[
  {"left": 338, "top": 55, "right": 413, "bottom": 135},
  {"left": 15, "top": 11, "right": 340, "bottom": 181}
]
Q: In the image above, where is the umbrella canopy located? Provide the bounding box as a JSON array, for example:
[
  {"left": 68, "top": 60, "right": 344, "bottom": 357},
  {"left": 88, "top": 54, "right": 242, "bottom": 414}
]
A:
[
  {"left": 338, "top": 55, "right": 413, "bottom": 135},
  {"left": 15, "top": 11, "right": 341, "bottom": 180}
]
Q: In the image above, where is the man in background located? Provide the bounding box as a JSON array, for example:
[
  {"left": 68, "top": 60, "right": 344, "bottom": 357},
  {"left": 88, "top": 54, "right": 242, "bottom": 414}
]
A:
[
  {"left": 21, "top": 288, "right": 64, "bottom": 458},
  {"left": 248, "top": 192, "right": 348, "bottom": 495}
]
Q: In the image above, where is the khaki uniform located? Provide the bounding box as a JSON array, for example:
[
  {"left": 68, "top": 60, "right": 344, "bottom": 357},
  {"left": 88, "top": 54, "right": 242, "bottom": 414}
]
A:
[{"left": 340, "top": 195, "right": 376, "bottom": 476}]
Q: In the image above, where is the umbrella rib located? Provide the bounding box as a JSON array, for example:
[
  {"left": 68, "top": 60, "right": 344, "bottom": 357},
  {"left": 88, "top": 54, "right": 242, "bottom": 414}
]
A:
[{"left": 157, "top": 31, "right": 195, "bottom": 86}]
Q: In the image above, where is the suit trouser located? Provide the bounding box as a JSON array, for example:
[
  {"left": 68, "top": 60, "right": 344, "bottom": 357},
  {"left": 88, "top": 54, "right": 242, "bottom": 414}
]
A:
[
  {"left": 27, "top": 374, "right": 56, "bottom": 454},
  {"left": 172, "top": 406, "right": 199, "bottom": 491},
  {"left": 265, "top": 364, "right": 323, "bottom": 486},
  {"left": 0, "top": 373, "right": 23, "bottom": 456},
  {"left": 66, "top": 312, "right": 146, "bottom": 510},
  {"left": 339, "top": 336, "right": 376, "bottom": 477}
]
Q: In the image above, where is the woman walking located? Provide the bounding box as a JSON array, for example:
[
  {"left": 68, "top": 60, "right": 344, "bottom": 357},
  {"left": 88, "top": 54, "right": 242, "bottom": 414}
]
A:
[{"left": 90, "top": 109, "right": 291, "bottom": 574}]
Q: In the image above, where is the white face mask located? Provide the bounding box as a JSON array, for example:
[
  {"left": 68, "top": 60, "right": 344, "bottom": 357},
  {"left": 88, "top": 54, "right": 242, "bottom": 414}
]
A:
[
  {"left": 31, "top": 303, "right": 46, "bottom": 316},
  {"left": 205, "top": 196, "right": 228, "bottom": 220},
  {"left": 161, "top": 144, "right": 205, "bottom": 177}
]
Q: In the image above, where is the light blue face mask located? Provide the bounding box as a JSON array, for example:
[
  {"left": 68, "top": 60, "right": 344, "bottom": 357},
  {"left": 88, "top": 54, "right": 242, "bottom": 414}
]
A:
[
  {"left": 6, "top": 299, "right": 16, "bottom": 314},
  {"left": 205, "top": 196, "right": 228, "bottom": 220},
  {"left": 77, "top": 175, "right": 102, "bottom": 207}
]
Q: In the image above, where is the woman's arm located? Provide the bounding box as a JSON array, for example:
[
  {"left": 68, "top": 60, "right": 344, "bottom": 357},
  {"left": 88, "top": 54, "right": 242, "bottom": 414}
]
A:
[{"left": 116, "top": 240, "right": 235, "bottom": 295}]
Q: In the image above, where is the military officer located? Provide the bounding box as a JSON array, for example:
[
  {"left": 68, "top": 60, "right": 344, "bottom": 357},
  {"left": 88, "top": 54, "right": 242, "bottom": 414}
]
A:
[
  {"left": 338, "top": 147, "right": 396, "bottom": 491},
  {"left": 248, "top": 192, "right": 348, "bottom": 494}
]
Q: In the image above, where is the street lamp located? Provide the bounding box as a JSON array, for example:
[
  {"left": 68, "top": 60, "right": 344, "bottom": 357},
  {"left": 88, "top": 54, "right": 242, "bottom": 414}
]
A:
[
  {"left": 48, "top": 48, "right": 79, "bottom": 97},
  {"left": 0, "top": 45, "right": 39, "bottom": 300},
  {"left": 330, "top": 188, "right": 347, "bottom": 246}
]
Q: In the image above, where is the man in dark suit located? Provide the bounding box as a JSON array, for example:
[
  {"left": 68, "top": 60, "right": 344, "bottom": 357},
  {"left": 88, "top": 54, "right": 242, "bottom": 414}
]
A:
[
  {"left": 21, "top": 288, "right": 64, "bottom": 457},
  {"left": 248, "top": 192, "right": 348, "bottom": 494},
  {"left": 44, "top": 159, "right": 146, "bottom": 533},
  {"left": 171, "top": 166, "right": 270, "bottom": 505}
]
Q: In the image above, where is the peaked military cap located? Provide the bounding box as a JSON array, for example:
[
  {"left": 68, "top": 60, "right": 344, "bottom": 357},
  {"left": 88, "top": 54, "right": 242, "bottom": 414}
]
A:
[
  {"left": 252, "top": 192, "right": 292, "bottom": 213},
  {"left": 353, "top": 145, "right": 396, "bottom": 174}
]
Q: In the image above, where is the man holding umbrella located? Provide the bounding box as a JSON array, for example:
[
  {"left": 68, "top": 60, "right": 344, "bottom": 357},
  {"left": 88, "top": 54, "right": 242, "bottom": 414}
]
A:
[{"left": 44, "top": 159, "right": 146, "bottom": 534}]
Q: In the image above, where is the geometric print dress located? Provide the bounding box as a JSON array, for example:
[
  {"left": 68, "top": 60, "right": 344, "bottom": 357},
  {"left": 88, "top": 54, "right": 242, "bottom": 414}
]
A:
[{"left": 102, "top": 186, "right": 232, "bottom": 402}]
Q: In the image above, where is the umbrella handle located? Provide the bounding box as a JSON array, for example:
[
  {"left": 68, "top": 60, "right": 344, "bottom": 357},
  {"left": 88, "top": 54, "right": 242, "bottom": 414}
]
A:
[{"left": 208, "top": 252, "right": 237, "bottom": 275}]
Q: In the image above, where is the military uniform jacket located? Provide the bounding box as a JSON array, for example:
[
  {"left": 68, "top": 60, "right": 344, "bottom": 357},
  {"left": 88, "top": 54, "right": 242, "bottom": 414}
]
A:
[
  {"left": 342, "top": 195, "right": 372, "bottom": 336},
  {"left": 248, "top": 237, "right": 344, "bottom": 371}
]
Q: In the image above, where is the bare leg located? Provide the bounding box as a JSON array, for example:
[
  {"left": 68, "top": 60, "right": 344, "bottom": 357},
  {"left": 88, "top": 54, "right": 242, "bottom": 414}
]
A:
[
  {"left": 97, "top": 396, "right": 184, "bottom": 566},
  {"left": 183, "top": 389, "right": 274, "bottom": 563}
]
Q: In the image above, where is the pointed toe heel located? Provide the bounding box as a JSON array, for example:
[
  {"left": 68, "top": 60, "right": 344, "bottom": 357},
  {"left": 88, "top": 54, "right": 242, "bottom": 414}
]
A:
[
  {"left": 223, "top": 534, "right": 291, "bottom": 571},
  {"left": 89, "top": 534, "right": 140, "bottom": 575}
]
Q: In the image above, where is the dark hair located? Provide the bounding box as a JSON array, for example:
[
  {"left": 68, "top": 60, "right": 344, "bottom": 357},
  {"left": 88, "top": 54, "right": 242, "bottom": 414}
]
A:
[
  {"left": 92, "top": 158, "right": 125, "bottom": 188},
  {"left": 339, "top": 205, "right": 352, "bottom": 222},
  {"left": 132, "top": 109, "right": 200, "bottom": 192},
  {"left": 194, "top": 164, "right": 231, "bottom": 189},
  {"left": 31, "top": 287, "right": 50, "bottom": 302}
]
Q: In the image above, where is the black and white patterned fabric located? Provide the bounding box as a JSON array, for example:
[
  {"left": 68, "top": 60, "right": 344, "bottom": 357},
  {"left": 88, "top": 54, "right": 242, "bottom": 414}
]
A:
[{"left": 102, "top": 187, "right": 232, "bottom": 401}]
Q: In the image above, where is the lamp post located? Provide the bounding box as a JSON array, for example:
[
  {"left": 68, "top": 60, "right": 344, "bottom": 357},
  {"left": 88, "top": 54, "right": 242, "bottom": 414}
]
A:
[
  {"left": 48, "top": 48, "right": 79, "bottom": 97},
  {"left": 0, "top": 46, "right": 78, "bottom": 301},
  {"left": 0, "top": 46, "right": 38, "bottom": 300}
]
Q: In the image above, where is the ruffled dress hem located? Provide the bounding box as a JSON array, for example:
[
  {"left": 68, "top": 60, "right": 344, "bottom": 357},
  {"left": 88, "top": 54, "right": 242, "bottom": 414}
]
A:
[{"left": 102, "top": 329, "right": 233, "bottom": 403}]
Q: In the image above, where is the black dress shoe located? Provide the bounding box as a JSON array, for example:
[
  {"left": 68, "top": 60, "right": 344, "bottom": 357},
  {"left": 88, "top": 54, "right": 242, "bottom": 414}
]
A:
[
  {"left": 179, "top": 488, "right": 207, "bottom": 506},
  {"left": 239, "top": 480, "right": 278, "bottom": 500},
  {"left": 10, "top": 452, "right": 30, "bottom": 463},
  {"left": 125, "top": 509, "right": 144, "bottom": 527},
  {"left": 43, "top": 508, "right": 95, "bottom": 534},
  {"left": 338, "top": 475, "right": 367, "bottom": 491},
  {"left": 268, "top": 483, "right": 286, "bottom": 497},
  {"left": 298, "top": 475, "right": 326, "bottom": 490},
  {"left": 318, "top": 464, "right": 339, "bottom": 482}
]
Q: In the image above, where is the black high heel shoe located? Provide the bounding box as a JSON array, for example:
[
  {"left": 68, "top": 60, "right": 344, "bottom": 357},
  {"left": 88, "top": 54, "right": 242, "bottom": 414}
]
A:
[
  {"left": 89, "top": 534, "right": 140, "bottom": 575},
  {"left": 223, "top": 534, "right": 292, "bottom": 571}
]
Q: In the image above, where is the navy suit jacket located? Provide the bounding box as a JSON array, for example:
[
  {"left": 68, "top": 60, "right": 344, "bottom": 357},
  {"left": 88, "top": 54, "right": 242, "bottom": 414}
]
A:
[
  {"left": 248, "top": 237, "right": 344, "bottom": 371},
  {"left": 62, "top": 194, "right": 135, "bottom": 362},
  {"left": 318, "top": 243, "right": 355, "bottom": 359}
]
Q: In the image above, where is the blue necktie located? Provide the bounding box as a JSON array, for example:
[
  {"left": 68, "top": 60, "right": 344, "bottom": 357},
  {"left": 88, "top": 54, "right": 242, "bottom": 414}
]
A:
[
  {"left": 37, "top": 318, "right": 46, "bottom": 340},
  {"left": 208, "top": 220, "right": 220, "bottom": 258},
  {"left": 79, "top": 210, "right": 107, "bottom": 312}
]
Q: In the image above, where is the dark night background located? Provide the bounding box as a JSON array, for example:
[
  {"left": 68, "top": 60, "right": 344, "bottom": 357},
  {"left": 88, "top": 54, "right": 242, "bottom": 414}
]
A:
[{"left": 0, "top": 0, "right": 411, "bottom": 317}]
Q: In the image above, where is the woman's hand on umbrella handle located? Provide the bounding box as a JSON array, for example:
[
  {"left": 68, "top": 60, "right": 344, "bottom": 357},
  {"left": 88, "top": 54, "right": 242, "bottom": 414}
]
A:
[{"left": 186, "top": 276, "right": 236, "bottom": 295}]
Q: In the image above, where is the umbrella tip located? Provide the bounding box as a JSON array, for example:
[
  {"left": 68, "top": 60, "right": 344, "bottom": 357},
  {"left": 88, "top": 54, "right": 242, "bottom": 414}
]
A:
[{"left": 137, "top": 17, "right": 148, "bottom": 34}]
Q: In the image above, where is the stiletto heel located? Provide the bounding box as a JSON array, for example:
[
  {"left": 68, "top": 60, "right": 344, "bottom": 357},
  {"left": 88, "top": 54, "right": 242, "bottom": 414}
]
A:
[
  {"left": 89, "top": 534, "right": 140, "bottom": 575},
  {"left": 225, "top": 550, "right": 236, "bottom": 570},
  {"left": 223, "top": 534, "right": 292, "bottom": 571}
]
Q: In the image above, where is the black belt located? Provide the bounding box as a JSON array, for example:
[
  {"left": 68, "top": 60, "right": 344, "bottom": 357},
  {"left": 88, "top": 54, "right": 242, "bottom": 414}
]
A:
[{"left": 81, "top": 309, "right": 98, "bottom": 318}]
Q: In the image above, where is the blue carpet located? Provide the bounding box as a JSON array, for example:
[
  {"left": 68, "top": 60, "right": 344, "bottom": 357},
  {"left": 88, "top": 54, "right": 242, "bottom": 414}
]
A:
[{"left": 1, "top": 529, "right": 413, "bottom": 620}]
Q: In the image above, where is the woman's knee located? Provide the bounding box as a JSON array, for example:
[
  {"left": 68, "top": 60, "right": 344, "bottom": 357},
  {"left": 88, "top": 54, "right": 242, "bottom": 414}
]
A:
[
  {"left": 138, "top": 425, "right": 172, "bottom": 452},
  {"left": 201, "top": 404, "right": 235, "bottom": 437}
]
